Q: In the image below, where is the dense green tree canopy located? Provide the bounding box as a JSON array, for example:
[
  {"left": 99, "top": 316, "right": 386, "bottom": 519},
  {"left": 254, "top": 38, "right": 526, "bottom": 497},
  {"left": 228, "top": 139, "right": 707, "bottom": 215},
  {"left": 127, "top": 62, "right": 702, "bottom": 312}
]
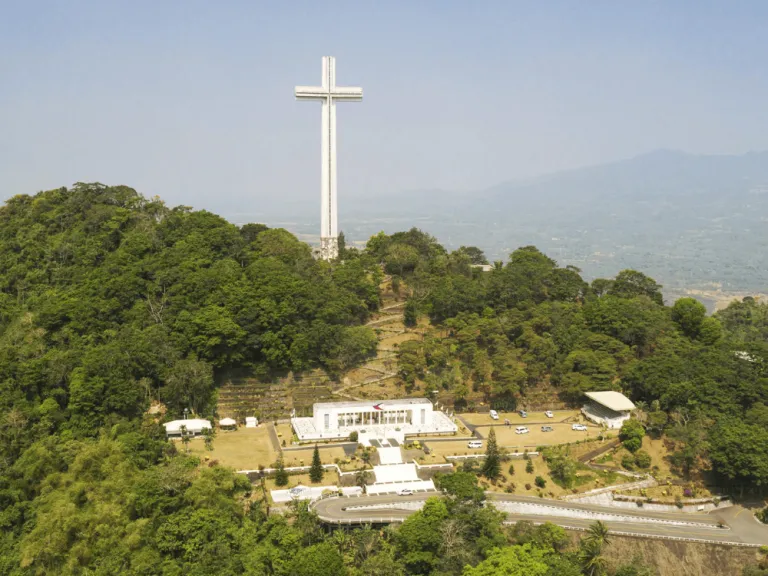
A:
[{"left": 1, "top": 188, "right": 766, "bottom": 575}]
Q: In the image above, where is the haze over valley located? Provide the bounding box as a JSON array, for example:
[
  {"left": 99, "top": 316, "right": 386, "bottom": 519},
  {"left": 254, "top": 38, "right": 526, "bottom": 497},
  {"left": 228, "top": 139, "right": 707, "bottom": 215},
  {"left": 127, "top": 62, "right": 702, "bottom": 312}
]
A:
[{"left": 234, "top": 149, "right": 768, "bottom": 310}]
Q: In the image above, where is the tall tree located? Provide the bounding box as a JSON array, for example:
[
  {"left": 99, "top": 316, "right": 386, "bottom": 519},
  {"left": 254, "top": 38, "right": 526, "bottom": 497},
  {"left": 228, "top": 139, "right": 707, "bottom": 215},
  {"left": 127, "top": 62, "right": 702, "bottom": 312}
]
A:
[
  {"left": 481, "top": 428, "right": 501, "bottom": 480},
  {"left": 309, "top": 444, "right": 324, "bottom": 483}
]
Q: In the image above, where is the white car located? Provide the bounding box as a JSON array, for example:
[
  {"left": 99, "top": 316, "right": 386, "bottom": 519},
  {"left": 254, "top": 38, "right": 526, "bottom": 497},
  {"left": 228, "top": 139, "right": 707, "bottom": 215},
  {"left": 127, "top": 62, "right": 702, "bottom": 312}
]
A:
[
  {"left": 515, "top": 426, "right": 530, "bottom": 434},
  {"left": 397, "top": 488, "right": 413, "bottom": 496},
  {"left": 467, "top": 440, "right": 483, "bottom": 449},
  {"left": 489, "top": 409, "right": 499, "bottom": 420},
  {"left": 572, "top": 423, "right": 588, "bottom": 431},
  {"left": 545, "top": 411, "right": 554, "bottom": 418}
]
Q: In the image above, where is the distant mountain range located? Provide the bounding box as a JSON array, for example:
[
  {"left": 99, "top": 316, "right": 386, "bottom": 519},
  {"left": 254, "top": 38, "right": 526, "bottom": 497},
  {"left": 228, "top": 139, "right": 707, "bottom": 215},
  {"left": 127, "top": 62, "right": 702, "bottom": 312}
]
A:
[{"left": 231, "top": 150, "right": 768, "bottom": 307}]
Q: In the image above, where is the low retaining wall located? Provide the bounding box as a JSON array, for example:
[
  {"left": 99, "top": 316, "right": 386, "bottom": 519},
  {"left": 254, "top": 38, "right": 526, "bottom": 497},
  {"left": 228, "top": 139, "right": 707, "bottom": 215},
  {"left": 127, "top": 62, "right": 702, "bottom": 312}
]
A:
[
  {"left": 238, "top": 463, "right": 359, "bottom": 479},
  {"left": 562, "top": 476, "right": 656, "bottom": 501},
  {"left": 446, "top": 452, "right": 540, "bottom": 462}
]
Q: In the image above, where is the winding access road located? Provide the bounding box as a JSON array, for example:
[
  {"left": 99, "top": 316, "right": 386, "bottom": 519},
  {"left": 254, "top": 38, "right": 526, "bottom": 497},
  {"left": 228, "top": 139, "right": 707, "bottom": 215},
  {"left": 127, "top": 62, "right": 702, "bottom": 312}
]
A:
[{"left": 312, "top": 492, "right": 768, "bottom": 547}]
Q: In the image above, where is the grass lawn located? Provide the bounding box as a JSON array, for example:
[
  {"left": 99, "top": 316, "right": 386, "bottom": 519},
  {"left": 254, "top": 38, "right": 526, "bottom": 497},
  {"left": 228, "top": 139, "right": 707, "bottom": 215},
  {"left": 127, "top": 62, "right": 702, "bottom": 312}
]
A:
[
  {"left": 282, "top": 446, "right": 349, "bottom": 467},
  {"left": 477, "top": 458, "right": 631, "bottom": 498},
  {"left": 186, "top": 426, "right": 276, "bottom": 470},
  {"left": 275, "top": 423, "right": 294, "bottom": 446}
]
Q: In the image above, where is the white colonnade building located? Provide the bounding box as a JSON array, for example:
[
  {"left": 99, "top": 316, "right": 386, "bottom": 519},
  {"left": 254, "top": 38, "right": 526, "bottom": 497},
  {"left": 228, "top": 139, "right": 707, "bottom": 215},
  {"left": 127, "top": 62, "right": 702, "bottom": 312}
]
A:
[{"left": 291, "top": 398, "right": 456, "bottom": 442}]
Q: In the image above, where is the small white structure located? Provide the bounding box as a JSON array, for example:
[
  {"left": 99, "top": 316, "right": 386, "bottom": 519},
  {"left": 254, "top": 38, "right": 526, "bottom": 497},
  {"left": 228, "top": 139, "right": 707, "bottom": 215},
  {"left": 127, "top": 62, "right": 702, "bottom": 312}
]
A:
[
  {"left": 581, "top": 391, "right": 635, "bottom": 429},
  {"left": 366, "top": 463, "right": 436, "bottom": 495},
  {"left": 219, "top": 417, "right": 237, "bottom": 429},
  {"left": 291, "top": 398, "right": 457, "bottom": 441},
  {"left": 245, "top": 416, "right": 258, "bottom": 428},
  {"left": 164, "top": 419, "right": 212, "bottom": 437}
]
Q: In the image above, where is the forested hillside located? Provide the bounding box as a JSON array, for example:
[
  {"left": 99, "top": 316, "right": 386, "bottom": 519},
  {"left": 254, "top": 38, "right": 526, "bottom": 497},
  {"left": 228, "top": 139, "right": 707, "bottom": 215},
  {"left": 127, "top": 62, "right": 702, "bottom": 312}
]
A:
[
  {"left": 0, "top": 185, "right": 767, "bottom": 575},
  {"left": 374, "top": 229, "right": 768, "bottom": 495}
]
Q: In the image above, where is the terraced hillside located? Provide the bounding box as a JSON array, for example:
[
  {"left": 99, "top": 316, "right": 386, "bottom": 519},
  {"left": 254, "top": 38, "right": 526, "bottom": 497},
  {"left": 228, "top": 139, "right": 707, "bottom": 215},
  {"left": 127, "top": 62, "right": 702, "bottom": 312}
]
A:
[{"left": 215, "top": 277, "right": 418, "bottom": 419}]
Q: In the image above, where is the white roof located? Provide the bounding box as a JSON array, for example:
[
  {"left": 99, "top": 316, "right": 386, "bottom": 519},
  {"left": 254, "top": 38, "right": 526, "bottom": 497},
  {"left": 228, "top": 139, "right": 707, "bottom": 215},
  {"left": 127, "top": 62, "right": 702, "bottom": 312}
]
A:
[
  {"left": 313, "top": 398, "right": 430, "bottom": 410},
  {"left": 219, "top": 417, "right": 236, "bottom": 426},
  {"left": 585, "top": 391, "right": 636, "bottom": 412},
  {"left": 164, "top": 419, "right": 212, "bottom": 433}
]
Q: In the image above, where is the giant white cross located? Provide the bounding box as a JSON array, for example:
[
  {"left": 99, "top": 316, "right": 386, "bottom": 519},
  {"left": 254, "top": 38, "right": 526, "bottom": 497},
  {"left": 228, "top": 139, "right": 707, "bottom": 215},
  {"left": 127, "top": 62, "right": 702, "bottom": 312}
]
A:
[{"left": 295, "top": 56, "right": 363, "bottom": 260}]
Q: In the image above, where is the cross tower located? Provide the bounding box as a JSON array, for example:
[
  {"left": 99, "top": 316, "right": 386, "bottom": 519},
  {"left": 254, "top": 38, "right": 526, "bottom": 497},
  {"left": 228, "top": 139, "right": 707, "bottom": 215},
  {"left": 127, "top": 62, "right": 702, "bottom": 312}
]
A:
[{"left": 295, "top": 56, "right": 363, "bottom": 260}]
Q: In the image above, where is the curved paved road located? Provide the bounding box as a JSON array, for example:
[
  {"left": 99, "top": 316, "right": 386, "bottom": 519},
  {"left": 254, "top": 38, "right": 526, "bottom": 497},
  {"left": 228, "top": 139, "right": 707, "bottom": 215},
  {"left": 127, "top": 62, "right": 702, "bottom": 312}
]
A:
[{"left": 313, "top": 492, "right": 768, "bottom": 547}]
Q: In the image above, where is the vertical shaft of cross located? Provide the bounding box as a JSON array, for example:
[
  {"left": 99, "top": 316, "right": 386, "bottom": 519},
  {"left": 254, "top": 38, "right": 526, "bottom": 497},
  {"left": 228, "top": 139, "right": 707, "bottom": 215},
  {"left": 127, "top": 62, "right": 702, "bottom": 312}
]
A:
[{"left": 295, "top": 56, "right": 362, "bottom": 260}]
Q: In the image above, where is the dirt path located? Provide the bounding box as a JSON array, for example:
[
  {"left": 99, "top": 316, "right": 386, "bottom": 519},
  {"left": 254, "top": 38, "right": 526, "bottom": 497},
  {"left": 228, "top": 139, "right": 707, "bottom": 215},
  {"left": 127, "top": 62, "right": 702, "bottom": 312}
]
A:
[{"left": 335, "top": 280, "right": 407, "bottom": 401}]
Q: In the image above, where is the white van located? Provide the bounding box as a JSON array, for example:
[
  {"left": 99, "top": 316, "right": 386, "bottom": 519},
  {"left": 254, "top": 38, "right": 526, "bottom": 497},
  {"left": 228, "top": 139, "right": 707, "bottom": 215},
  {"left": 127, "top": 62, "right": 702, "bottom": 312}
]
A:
[
  {"left": 515, "top": 426, "right": 530, "bottom": 434},
  {"left": 467, "top": 440, "right": 483, "bottom": 449},
  {"left": 489, "top": 409, "right": 499, "bottom": 420}
]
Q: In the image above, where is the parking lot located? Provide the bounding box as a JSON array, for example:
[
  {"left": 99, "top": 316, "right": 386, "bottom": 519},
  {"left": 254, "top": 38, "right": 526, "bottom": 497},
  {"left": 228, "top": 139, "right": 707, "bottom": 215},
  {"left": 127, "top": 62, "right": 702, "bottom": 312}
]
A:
[
  {"left": 476, "top": 422, "right": 599, "bottom": 449},
  {"left": 460, "top": 410, "right": 581, "bottom": 427}
]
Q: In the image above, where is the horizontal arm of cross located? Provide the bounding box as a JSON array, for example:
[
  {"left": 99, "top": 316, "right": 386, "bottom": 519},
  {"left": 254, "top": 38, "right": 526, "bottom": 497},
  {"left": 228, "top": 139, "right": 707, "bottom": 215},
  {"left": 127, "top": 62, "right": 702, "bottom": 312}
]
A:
[{"left": 295, "top": 86, "right": 363, "bottom": 101}]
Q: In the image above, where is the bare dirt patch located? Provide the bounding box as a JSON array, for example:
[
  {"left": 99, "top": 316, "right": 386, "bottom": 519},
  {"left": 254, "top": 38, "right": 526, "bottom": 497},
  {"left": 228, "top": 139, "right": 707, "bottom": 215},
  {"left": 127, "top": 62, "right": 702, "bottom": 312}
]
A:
[
  {"left": 602, "top": 534, "right": 760, "bottom": 576},
  {"left": 379, "top": 332, "right": 420, "bottom": 348}
]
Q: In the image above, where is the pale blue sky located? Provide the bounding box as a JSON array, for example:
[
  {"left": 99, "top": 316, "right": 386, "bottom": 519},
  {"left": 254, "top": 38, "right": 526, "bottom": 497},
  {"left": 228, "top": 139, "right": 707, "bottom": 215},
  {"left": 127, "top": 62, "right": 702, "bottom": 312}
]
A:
[{"left": 1, "top": 1, "right": 767, "bottom": 219}]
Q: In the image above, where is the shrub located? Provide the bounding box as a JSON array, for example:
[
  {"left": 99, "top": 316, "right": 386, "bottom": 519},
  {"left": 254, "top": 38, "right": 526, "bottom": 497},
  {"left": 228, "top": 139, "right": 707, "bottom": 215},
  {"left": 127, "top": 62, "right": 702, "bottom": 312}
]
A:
[
  {"left": 619, "top": 419, "right": 645, "bottom": 453},
  {"left": 349, "top": 431, "right": 358, "bottom": 442},
  {"left": 526, "top": 459, "right": 534, "bottom": 474},
  {"left": 534, "top": 476, "right": 546, "bottom": 488},
  {"left": 675, "top": 496, "right": 684, "bottom": 509},
  {"left": 683, "top": 488, "right": 693, "bottom": 498},
  {"left": 508, "top": 463, "right": 516, "bottom": 475},
  {"left": 275, "top": 460, "right": 289, "bottom": 487},
  {"left": 525, "top": 483, "right": 532, "bottom": 490},
  {"left": 621, "top": 454, "right": 636, "bottom": 470},
  {"left": 634, "top": 450, "right": 652, "bottom": 469},
  {"left": 636, "top": 500, "right": 644, "bottom": 507}
]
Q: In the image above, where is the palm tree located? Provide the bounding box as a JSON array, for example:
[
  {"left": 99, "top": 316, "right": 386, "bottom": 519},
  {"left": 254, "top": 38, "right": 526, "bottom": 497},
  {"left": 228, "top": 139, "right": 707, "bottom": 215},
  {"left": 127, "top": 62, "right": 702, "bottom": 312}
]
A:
[
  {"left": 331, "top": 529, "right": 351, "bottom": 557},
  {"left": 585, "top": 520, "right": 611, "bottom": 548},
  {"left": 579, "top": 539, "right": 607, "bottom": 576},
  {"left": 355, "top": 468, "right": 368, "bottom": 494},
  {"left": 180, "top": 425, "right": 190, "bottom": 453}
]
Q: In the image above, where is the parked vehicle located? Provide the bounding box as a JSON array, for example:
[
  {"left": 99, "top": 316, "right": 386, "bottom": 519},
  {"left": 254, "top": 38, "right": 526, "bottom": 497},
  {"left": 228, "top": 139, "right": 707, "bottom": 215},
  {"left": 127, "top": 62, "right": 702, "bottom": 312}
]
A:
[
  {"left": 397, "top": 488, "right": 413, "bottom": 496},
  {"left": 515, "top": 426, "right": 530, "bottom": 434},
  {"left": 519, "top": 410, "right": 528, "bottom": 418},
  {"left": 545, "top": 411, "right": 554, "bottom": 418},
  {"left": 489, "top": 409, "right": 499, "bottom": 420},
  {"left": 467, "top": 440, "right": 483, "bottom": 448},
  {"left": 572, "top": 424, "right": 588, "bottom": 431},
  {"left": 541, "top": 425, "right": 554, "bottom": 432}
]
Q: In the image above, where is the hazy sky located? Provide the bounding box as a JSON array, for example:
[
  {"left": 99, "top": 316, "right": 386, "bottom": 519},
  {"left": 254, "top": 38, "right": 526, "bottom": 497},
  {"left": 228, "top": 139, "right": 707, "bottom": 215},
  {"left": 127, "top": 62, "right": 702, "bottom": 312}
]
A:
[{"left": 2, "top": 1, "right": 767, "bottom": 219}]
